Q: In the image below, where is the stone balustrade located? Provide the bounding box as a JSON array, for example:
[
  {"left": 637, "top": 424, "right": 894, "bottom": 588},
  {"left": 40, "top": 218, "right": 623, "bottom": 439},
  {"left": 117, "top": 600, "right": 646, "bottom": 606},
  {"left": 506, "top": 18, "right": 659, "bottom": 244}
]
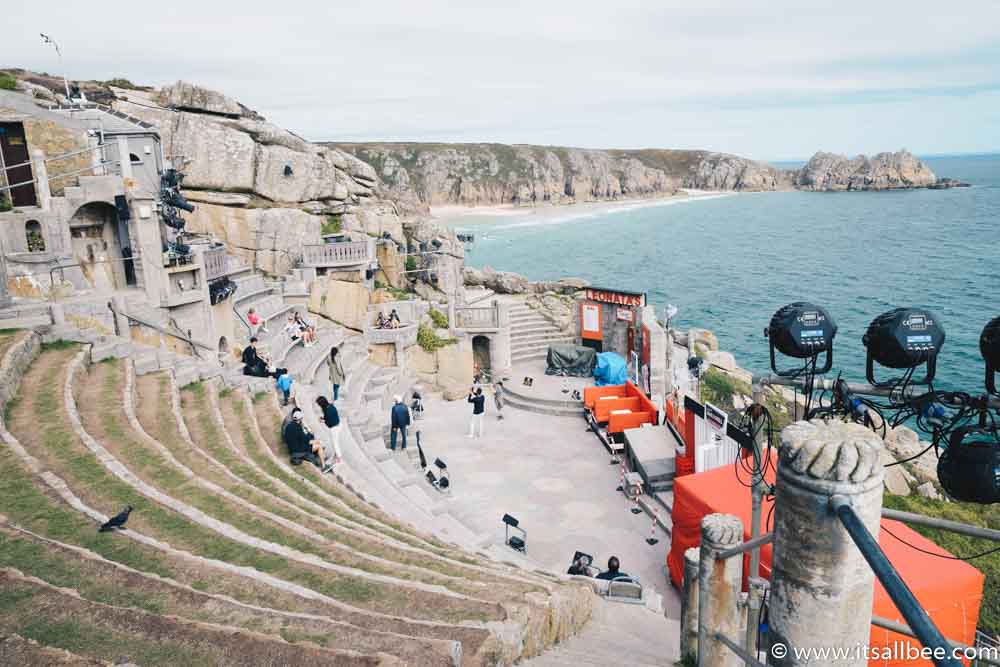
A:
[
  {"left": 454, "top": 304, "right": 499, "bottom": 330},
  {"left": 301, "top": 238, "right": 374, "bottom": 268},
  {"left": 365, "top": 323, "right": 418, "bottom": 347}
]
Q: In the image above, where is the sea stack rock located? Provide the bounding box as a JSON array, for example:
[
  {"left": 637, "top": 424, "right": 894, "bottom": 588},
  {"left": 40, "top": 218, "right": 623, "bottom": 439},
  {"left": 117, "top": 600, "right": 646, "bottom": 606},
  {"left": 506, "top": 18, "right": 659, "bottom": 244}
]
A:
[{"left": 793, "top": 149, "right": 937, "bottom": 191}]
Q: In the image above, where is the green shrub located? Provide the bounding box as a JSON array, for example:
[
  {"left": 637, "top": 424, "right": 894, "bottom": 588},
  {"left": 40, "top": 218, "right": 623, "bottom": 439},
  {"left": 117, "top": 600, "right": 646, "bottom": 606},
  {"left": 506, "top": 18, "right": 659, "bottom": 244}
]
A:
[
  {"left": 417, "top": 323, "right": 455, "bottom": 352},
  {"left": 320, "top": 214, "right": 342, "bottom": 236},
  {"left": 701, "top": 367, "right": 748, "bottom": 410},
  {"left": 0, "top": 73, "right": 17, "bottom": 91},
  {"left": 405, "top": 255, "right": 417, "bottom": 272},
  {"left": 0, "top": 195, "right": 12, "bottom": 212},
  {"left": 428, "top": 308, "right": 449, "bottom": 329}
]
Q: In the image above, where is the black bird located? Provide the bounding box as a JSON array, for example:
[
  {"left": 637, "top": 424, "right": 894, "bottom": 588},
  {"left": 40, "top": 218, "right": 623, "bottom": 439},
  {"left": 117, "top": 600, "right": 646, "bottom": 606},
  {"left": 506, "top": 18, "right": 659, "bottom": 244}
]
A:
[{"left": 99, "top": 505, "right": 133, "bottom": 532}]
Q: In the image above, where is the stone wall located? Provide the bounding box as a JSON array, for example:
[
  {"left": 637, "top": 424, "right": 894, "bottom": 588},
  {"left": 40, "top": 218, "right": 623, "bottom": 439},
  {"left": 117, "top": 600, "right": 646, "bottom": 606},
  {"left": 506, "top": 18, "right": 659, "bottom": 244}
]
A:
[
  {"left": 21, "top": 117, "right": 90, "bottom": 196},
  {"left": 0, "top": 330, "right": 40, "bottom": 415},
  {"left": 308, "top": 277, "right": 371, "bottom": 331},
  {"left": 406, "top": 336, "right": 474, "bottom": 400}
]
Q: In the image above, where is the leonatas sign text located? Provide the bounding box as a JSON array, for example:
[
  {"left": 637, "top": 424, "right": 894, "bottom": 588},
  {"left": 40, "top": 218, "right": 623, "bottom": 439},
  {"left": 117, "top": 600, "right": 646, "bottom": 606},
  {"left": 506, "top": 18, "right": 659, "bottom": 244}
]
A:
[{"left": 585, "top": 288, "right": 646, "bottom": 308}]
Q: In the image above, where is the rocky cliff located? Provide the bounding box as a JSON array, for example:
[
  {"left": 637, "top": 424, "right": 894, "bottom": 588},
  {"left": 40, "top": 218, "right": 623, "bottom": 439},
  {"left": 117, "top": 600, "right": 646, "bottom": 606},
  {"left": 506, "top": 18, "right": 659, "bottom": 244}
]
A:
[
  {"left": 792, "top": 150, "right": 941, "bottom": 191},
  {"left": 334, "top": 143, "right": 964, "bottom": 208},
  {"left": 331, "top": 143, "right": 792, "bottom": 209}
]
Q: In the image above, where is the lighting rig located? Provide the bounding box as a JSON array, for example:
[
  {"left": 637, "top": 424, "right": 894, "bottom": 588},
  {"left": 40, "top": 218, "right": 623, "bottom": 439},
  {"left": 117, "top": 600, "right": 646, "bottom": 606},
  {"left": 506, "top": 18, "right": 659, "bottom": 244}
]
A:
[{"left": 755, "top": 303, "right": 1000, "bottom": 505}]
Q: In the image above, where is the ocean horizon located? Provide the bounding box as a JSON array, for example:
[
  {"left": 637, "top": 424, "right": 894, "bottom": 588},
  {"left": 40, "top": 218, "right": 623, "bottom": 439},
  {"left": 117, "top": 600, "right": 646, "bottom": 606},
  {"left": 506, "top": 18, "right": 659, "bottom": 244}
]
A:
[{"left": 450, "top": 153, "right": 1000, "bottom": 395}]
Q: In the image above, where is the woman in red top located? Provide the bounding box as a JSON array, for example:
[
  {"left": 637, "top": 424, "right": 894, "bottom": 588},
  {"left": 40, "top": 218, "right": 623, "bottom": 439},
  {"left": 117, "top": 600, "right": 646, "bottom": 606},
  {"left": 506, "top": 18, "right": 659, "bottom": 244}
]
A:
[{"left": 247, "top": 307, "right": 267, "bottom": 336}]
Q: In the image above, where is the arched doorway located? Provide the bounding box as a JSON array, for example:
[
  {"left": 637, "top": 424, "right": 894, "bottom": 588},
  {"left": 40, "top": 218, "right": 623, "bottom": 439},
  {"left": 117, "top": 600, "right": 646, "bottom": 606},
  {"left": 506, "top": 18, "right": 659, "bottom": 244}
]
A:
[
  {"left": 218, "top": 336, "right": 229, "bottom": 355},
  {"left": 68, "top": 201, "right": 135, "bottom": 290},
  {"left": 473, "top": 334, "right": 491, "bottom": 380}
]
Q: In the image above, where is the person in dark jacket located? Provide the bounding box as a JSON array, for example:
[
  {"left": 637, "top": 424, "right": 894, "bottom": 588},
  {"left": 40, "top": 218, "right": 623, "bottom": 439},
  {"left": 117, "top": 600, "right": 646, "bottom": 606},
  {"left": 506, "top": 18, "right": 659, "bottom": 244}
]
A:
[
  {"left": 241, "top": 338, "right": 268, "bottom": 377},
  {"left": 595, "top": 556, "right": 630, "bottom": 581},
  {"left": 467, "top": 387, "right": 486, "bottom": 438},
  {"left": 316, "top": 396, "right": 342, "bottom": 465},
  {"left": 283, "top": 409, "right": 331, "bottom": 472},
  {"left": 389, "top": 395, "right": 410, "bottom": 451}
]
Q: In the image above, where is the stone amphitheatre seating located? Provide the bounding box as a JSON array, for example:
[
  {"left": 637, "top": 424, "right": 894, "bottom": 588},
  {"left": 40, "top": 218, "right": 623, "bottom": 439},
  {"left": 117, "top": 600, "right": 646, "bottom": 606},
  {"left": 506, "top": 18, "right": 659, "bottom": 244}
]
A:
[{"left": 0, "top": 327, "right": 596, "bottom": 665}]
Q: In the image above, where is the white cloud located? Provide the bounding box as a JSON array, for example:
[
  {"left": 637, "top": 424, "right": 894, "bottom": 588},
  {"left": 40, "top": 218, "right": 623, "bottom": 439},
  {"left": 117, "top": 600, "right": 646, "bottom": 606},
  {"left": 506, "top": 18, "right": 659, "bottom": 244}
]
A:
[{"left": 2, "top": 0, "right": 998, "bottom": 158}]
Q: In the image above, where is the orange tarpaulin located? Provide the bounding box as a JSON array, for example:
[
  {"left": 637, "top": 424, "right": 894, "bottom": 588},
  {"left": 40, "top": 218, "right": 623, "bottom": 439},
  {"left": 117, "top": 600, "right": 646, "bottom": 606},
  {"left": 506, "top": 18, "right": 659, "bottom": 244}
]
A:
[{"left": 667, "top": 460, "right": 985, "bottom": 666}]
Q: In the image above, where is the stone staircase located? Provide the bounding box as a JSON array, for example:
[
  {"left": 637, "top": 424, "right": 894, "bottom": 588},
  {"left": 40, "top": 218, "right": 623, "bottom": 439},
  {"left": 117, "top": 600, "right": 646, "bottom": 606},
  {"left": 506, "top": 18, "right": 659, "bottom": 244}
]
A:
[
  {"left": 500, "top": 381, "right": 584, "bottom": 418},
  {"left": 509, "top": 303, "right": 576, "bottom": 364},
  {"left": 521, "top": 597, "right": 680, "bottom": 667}
]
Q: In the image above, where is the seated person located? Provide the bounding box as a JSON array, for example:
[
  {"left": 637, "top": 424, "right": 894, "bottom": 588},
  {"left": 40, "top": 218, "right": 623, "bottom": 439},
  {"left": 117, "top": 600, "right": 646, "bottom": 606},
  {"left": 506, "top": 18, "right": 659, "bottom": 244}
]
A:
[
  {"left": 388, "top": 309, "right": 401, "bottom": 328},
  {"left": 302, "top": 324, "right": 317, "bottom": 347},
  {"left": 374, "top": 312, "right": 389, "bottom": 329},
  {"left": 283, "top": 409, "right": 332, "bottom": 473},
  {"left": 283, "top": 314, "right": 300, "bottom": 341},
  {"left": 596, "top": 556, "right": 630, "bottom": 581},
  {"left": 241, "top": 338, "right": 269, "bottom": 377}
]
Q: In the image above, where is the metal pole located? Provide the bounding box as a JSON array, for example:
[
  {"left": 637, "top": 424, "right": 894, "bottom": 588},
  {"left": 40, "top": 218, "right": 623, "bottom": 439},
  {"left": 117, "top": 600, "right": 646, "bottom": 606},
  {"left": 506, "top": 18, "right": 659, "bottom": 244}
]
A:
[
  {"left": 882, "top": 508, "right": 1000, "bottom": 543},
  {"left": 756, "top": 373, "right": 1000, "bottom": 410},
  {"left": 871, "top": 615, "right": 1000, "bottom": 667},
  {"left": 744, "top": 577, "right": 766, "bottom": 656},
  {"left": 830, "top": 496, "right": 963, "bottom": 667},
  {"left": 747, "top": 384, "right": 766, "bottom": 585},
  {"left": 715, "top": 632, "right": 768, "bottom": 667}
]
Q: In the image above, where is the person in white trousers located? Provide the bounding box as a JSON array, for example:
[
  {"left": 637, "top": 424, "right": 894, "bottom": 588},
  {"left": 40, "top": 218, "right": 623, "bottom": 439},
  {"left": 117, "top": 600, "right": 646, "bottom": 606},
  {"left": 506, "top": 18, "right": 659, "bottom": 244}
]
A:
[
  {"left": 316, "top": 396, "right": 343, "bottom": 465},
  {"left": 467, "top": 386, "right": 486, "bottom": 438}
]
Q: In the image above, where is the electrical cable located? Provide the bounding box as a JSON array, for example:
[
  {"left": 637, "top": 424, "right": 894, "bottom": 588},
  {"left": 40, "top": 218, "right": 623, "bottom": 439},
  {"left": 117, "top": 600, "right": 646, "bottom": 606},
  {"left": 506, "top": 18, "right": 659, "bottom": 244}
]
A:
[{"left": 880, "top": 522, "right": 1000, "bottom": 561}]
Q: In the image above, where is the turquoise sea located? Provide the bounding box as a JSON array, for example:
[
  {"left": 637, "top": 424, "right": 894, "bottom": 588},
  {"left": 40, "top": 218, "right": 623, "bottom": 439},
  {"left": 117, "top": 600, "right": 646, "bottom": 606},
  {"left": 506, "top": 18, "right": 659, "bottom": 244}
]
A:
[{"left": 452, "top": 154, "right": 1000, "bottom": 393}]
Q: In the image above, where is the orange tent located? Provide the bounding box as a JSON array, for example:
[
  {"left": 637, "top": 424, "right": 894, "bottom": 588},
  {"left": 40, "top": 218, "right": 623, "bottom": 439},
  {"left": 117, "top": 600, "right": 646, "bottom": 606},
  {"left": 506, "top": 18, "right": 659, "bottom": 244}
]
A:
[{"left": 667, "top": 460, "right": 985, "bottom": 666}]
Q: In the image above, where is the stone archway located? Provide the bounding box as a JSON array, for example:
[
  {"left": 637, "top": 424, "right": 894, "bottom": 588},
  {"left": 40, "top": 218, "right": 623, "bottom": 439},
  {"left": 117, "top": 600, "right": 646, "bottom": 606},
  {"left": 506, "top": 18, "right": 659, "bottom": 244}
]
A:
[{"left": 68, "top": 201, "right": 135, "bottom": 290}]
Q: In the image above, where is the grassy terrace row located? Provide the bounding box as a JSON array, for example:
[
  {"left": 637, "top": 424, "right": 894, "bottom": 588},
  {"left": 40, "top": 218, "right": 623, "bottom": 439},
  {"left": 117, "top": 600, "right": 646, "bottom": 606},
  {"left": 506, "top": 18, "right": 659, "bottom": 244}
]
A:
[
  {"left": 85, "top": 358, "right": 444, "bottom": 588},
  {"left": 158, "top": 373, "right": 484, "bottom": 588},
  {"left": 218, "top": 386, "right": 513, "bottom": 586},
  {"left": 0, "top": 424, "right": 493, "bottom": 654},
  {"left": 0, "top": 523, "right": 457, "bottom": 665},
  {"left": 250, "top": 389, "right": 475, "bottom": 563},
  {"left": 0, "top": 570, "right": 379, "bottom": 667},
  {"left": 6, "top": 345, "right": 499, "bottom": 623}
]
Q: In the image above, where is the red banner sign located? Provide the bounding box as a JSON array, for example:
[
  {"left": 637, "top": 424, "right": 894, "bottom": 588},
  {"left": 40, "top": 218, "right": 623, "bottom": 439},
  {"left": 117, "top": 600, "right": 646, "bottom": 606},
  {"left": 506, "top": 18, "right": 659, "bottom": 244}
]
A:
[{"left": 585, "top": 288, "right": 645, "bottom": 307}]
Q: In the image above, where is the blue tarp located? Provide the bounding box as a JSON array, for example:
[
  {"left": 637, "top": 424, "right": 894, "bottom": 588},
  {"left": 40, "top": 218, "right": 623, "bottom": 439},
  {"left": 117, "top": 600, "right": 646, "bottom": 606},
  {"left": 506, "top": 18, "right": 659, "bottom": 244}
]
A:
[{"left": 593, "top": 352, "right": 628, "bottom": 386}]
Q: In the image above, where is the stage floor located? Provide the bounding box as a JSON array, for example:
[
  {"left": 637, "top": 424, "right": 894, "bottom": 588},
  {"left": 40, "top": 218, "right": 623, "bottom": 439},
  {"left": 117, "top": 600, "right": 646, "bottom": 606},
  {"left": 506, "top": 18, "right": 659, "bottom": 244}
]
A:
[{"left": 417, "top": 356, "right": 679, "bottom": 621}]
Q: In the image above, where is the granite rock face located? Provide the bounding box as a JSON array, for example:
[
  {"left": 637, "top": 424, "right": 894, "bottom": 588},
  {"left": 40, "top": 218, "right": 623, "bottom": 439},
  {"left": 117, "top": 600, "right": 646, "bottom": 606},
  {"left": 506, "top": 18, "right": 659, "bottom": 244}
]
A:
[
  {"left": 793, "top": 150, "right": 938, "bottom": 191},
  {"left": 333, "top": 143, "right": 792, "bottom": 208},
  {"left": 156, "top": 81, "right": 245, "bottom": 117}
]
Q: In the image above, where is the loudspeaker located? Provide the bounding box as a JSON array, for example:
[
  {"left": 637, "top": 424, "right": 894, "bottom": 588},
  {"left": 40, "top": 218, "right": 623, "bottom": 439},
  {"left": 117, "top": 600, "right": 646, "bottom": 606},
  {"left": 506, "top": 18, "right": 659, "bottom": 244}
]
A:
[{"left": 115, "top": 195, "right": 131, "bottom": 222}]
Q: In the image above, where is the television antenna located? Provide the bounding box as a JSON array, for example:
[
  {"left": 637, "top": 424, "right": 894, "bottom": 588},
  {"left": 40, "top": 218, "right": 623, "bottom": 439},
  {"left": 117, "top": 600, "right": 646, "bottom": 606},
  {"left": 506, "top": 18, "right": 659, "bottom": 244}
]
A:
[{"left": 39, "top": 33, "right": 72, "bottom": 101}]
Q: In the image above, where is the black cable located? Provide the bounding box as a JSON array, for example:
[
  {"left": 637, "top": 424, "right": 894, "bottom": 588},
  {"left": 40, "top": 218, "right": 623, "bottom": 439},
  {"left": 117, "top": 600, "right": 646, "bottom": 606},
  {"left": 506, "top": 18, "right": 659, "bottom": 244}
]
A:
[
  {"left": 880, "top": 522, "right": 1000, "bottom": 561},
  {"left": 765, "top": 497, "right": 776, "bottom": 532}
]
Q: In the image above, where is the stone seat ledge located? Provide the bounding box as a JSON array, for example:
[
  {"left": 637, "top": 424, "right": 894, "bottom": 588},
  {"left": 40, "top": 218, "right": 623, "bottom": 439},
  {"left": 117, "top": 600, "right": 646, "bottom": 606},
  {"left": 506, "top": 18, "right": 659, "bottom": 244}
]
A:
[
  {"left": 0, "top": 522, "right": 462, "bottom": 667},
  {"left": 0, "top": 417, "right": 497, "bottom": 650},
  {"left": 63, "top": 349, "right": 495, "bottom": 604}
]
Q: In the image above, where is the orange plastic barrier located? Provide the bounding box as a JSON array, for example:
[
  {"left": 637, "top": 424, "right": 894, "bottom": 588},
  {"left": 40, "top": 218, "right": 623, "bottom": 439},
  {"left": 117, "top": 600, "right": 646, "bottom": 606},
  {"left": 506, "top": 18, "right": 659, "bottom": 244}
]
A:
[
  {"left": 593, "top": 397, "right": 642, "bottom": 422},
  {"left": 608, "top": 410, "right": 656, "bottom": 434},
  {"left": 583, "top": 385, "right": 623, "bottom": 411},
  {"left": 667, "top": 461, "right": 984, "bottom": 666}
]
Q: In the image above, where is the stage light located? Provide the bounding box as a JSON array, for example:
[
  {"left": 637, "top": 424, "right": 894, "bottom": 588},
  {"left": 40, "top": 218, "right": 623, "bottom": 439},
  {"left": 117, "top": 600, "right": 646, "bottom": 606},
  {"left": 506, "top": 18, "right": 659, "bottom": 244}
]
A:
[
  {"left": 765, "top": 302, "right": 837, "bottom": 376},
  {"left": 502, "top": 514, "right": 526, "bottom": 553},
  {"left": 434, "top": 458, "right": 447, "bottom": 470},
  {"left": 937, "top": 427, "right": 1000, "bottom": 504},
  {"left": 687, "top": 356, "right": 704, "bottom": 378},
  {"left": 981, "top": 316, "right": 1000, "bottom": 395},
  {"left": 862, "top": 307, "right": 944, "bottom": 386}
]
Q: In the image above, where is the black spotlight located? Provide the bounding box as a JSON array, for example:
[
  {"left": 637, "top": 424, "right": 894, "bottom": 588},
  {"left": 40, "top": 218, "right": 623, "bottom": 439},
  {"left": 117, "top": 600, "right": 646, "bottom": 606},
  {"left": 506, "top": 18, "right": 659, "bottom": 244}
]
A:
[
  {"left": 937, "top": 426, "right": 1000, "bottom": 504},
  {"left": 687, "top": 356, "right": 704, "bottom": 378},
  {"left": 765, "top": 302, "right": 837, "bottom": 376},
  {"left": 862, "top": 307, "right": 945, "bottom": 386},
  {"left": 981, "top": 316, "right": 1000, "bottom": 396},
  {"left": 502, "top": 514, "right": 526, "bottom": 553}
]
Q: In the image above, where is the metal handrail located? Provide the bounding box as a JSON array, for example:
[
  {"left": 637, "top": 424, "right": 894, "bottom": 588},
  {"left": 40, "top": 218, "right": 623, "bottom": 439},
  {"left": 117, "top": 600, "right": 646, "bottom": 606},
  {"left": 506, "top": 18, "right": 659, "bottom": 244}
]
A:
[
  {"left": 1, "top": 159, "right": 121, "bottom": 194},
  {"left": 872, "top": 615, "right": 1000, "bottom": 666},
  {"left": 715, "top": 632, "right": 767, "bottom": 667},
  {"left": 830, "top": 496, "right": 963, "bottom": 667},
  {"left": 715, "top": 532, "right": 774, "bottom": 561},
  {"left": 882, "top": 508, "right": 1000, "bottom": 542}
]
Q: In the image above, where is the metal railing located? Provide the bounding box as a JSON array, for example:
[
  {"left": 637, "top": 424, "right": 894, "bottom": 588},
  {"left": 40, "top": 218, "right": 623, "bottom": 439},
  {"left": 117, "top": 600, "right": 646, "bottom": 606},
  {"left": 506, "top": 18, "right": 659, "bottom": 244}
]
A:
[
  {"left": 698, "top": 506, "right": 1000, "bottom": 667},
  {"left": 454, "top": 303, "right": 499, "bottom": 329},
  {"left": 1, "top": 142, "right": 121, "bottom": 196},
  {"left": 301, "top": 239, "right": 374, "bottom": 268}
]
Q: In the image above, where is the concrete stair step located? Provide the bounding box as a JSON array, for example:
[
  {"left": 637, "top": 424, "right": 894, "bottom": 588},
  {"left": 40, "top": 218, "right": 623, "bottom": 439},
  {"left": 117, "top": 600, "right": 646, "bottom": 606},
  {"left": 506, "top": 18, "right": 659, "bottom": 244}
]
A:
[
  {"left": 511, "top": 339, "right": 575, "bottom": 354},
  {"left": 502, "top": 384, "right": 582, "bottom": 409},
  {"left": 511, "top": 330, "right": 574, "bottom": 344},
  {"left": 511, "top": 350, "right": 548, "bottom": 362},
  {"left": 503, "top": 394, "right": 583, "bottom": 418}
]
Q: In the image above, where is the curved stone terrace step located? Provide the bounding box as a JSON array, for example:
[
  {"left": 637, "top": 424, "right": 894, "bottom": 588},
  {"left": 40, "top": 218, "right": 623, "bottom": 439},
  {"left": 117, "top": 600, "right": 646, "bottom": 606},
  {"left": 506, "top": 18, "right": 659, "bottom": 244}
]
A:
[
  {"left": 511, "top": 330, "right": 576, "bottom": 344},
  {"left": 502, "top": 394, "right": 584, "bottom": 419},
  {"left": 502, "top": 383, "right": 584, "bottom": 410},
  {"left": 0, "top": 568, "right": 394, "bottom": 667},
  {"left": 0, "top": 414, "right": 500, "bottom": 664},
  {"left": 64, "top": 351, "right": 504, "bottom": 615},
  {"left": 0, "top": 523, "right": 461, "bottom": 666},
  {"left": 511, "top": 340, "right": 576, "bottom": 356}
]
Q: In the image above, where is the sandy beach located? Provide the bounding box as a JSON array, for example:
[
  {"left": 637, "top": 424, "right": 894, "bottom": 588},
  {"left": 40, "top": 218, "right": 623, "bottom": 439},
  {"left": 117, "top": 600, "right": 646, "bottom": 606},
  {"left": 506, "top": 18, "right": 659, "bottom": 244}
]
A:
[{"left": 432, "top": 190, "right": 733, "bottom": 226}]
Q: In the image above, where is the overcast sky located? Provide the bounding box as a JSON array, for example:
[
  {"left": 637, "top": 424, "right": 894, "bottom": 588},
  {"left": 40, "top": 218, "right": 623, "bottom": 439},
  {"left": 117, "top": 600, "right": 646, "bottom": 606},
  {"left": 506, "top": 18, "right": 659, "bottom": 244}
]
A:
[{"left": 3, "top": 1, "right": 999, "bottom": 160}]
